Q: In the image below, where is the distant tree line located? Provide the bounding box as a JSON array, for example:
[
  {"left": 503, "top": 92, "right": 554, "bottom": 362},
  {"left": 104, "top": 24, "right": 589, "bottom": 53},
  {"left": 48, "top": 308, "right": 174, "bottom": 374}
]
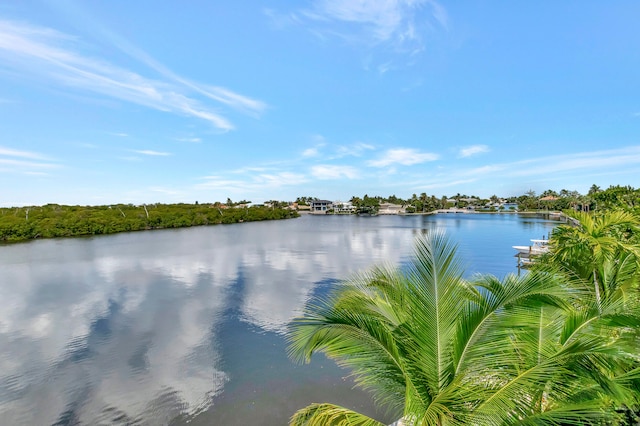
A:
[
  {"left": 7, "top": 185, "right": 637, "bottom": 243},
  {"left": 507, "top": 185, "right": 640, "bottom": 214},
  {"left": 307, "top": 184, "right": 640, "bottom": 215},
  {"left": 0, "top": 202, "right": 298, "bottom": 243}
]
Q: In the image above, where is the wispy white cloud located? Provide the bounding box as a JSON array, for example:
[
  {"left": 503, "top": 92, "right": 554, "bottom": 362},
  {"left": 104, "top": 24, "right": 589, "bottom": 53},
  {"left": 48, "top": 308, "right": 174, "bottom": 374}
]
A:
[
  {"left": 0, "top": 146, "right": 59, "bottom": 175},
  {"left": 132, "top": 150, "right": 172, "bottom": 157},
  {"left": 368, "top": 148, "right": 439, "bottom": 167},
  {"left": 302, "top": 136, "right": 326, "bottom": 158},
  {"left": 77, "top": 18, "right": 268, "bottom": 116},
  {"left": 295, "top": 0, "right": 448, "bottom": 52},
  {"left": 0, "top": 158, "right": 57, "bottom": 169},
  {"left": 195, "top": 85, "right": 266, "bottom": 115},
  {"left": 197, "top": 171, "right": 308, "bottom": 193},
  {"left": 377, "top": 61, "right": 393, "bottom": 74},
  {"left": 0, "top": 19, "right": 265, "bottom": 130},
  {"left": 302, "top": 147, "right": 322, "bottom": 157},
  {"left": 0, "top": 146, "right": 51, "bottom": 161},
  {"left": 509, "top": 147, "right": 640, "bottom": 177},
  {"left": 439, "top": 146, "right": 640, "bottom": 184},
  {"left": 335, "top": 142, "right": 375, "bottom": 158},
  {"left": 110, "top": 132, "right": 129, "bottom": 137},
  {"left": 311, "top": 164, "right": 359, "bottom": 179},
  {"left": 458, "top": 144, "right": 490, "bottom": 158}
]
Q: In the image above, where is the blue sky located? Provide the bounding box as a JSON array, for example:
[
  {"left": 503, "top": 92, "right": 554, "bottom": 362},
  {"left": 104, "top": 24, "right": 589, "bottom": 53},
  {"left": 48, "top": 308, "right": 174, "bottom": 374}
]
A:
[{"left": 1, "top": 1, "right": 640, "bottom": 206}]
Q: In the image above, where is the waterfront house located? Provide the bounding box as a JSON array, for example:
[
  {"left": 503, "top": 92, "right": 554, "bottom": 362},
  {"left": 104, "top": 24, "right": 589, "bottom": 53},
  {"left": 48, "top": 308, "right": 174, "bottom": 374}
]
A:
[
  {"left": 333, "top": 201, "right": 356, "bottom": 214},
  {"left": 378, "top": 203, "right": 405, "bottom": 215},
  {"left": 310, "top": 200, "right": 332, "bottom": 214}
]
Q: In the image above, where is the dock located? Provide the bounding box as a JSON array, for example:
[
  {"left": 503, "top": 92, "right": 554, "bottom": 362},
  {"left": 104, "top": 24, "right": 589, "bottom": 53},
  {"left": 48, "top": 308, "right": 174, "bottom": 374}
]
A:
[{"left": 514, "top": 239, "right": 550, "bottom": 269}]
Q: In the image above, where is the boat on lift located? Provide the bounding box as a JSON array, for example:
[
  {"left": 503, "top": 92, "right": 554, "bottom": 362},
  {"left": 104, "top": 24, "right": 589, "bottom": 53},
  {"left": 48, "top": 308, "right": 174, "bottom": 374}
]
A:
[{"left": 513, "top": 239, "right": 549, "bottom": 256}]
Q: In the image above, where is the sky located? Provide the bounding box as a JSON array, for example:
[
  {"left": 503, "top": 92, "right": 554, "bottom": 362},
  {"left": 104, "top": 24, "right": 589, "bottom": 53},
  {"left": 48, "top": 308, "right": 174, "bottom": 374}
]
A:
[{"left": 1, "top": 1, "right": 640, "bottom": 206}]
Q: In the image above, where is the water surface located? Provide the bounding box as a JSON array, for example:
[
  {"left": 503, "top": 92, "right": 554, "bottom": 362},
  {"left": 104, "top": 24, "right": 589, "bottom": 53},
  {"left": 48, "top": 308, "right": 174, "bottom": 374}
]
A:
[{"left": 0, "top": 213, "right": 558, "bottom": 425}]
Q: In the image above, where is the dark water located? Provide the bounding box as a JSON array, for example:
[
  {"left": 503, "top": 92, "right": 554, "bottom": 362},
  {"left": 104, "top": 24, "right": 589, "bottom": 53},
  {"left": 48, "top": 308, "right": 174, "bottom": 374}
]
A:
[{"left": 0, "top": 213, "right": 558, "bottom": 425}]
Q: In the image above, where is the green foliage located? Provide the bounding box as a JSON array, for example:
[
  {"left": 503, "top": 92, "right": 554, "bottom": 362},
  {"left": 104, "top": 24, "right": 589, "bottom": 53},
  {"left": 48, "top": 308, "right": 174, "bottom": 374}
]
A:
[
  {"left": 404, "top": 193, "right": 445, "bottom": 213},
  {"left": 288, "top": 232, "right": 640, "bottom": 425},
  {"left": 0, "top": 203, "right": 298, "bottom": 243},
  {"left": 517, "top": 191, "right": 539, "bottom": 211},
  {"left": 351, "top": 195, "right": 381, "bottom": 215},
  {"left": 591, "top": 185, "right": 640, "bottom": 213},
  {"left": 536, "top": 209, "right": 640, "bottom": 311}
]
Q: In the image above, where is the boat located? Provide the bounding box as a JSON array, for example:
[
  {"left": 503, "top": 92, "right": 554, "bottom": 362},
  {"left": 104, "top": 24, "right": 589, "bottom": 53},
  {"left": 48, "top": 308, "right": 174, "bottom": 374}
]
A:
[
  {"left": 512, "top": 245, "right": 532, "bottom": 255},
  {"left": 529, "top": 239, "right": 550, "bottom": 254},
  {"left": 513, "top": 239, "right": 549, "bottom": 255}
]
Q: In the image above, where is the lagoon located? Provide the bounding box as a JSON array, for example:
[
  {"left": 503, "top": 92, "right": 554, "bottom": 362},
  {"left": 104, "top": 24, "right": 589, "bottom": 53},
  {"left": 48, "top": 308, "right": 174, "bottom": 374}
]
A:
[{"left": 0, "top": 213, "right": 558, "bottom": 425}]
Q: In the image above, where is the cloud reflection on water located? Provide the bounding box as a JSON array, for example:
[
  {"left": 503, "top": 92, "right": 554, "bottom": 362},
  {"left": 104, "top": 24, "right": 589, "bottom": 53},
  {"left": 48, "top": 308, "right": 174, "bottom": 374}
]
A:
[{"left": 0, "top": 216, "right": 418, "bottom": 425}]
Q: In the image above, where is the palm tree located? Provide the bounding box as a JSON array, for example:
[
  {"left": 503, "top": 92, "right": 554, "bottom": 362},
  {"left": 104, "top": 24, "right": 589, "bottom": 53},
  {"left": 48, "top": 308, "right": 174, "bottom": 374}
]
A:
[
  {"left": 419, "top": 193, "right": 427, "bottom": 213},
  {"left": 588, "top": 184, "right": 602, "bottom": 195},
  {"left": 546, "top": 210, "right": 640, "bottom": 312},
  {"left": 287, "top": 232, "right": 640, "bottom": 425}
]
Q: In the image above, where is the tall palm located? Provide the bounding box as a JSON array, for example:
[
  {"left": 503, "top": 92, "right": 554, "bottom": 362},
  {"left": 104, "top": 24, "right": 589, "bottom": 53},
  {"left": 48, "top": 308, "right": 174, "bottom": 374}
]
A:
[
  {"left": 287, "top": 232, "right": 640, "bottom": 425},
  {"left": 546, "top": 210, "right": 640, "bottom": 312},
  {"left": 419, "top": 193, "right": 427, "bottom": 213}
]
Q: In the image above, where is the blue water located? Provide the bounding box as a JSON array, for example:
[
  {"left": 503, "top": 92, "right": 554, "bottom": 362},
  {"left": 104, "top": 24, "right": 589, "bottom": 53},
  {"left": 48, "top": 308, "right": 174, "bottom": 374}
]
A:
[{"left": 0, "top": 213, "right": 558, "bottom": 425}]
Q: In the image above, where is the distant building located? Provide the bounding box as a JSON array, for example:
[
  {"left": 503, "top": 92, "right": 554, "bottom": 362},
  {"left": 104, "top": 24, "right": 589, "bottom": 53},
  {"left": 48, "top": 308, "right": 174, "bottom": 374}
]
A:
[
  {"left": 378, "top": 203, "right": 405, "bottom": 215},
  {"left": 333, "top": 201, "right": 356, "bottom": 214},
  {"left": 460, "top": 197, "right": 479, "bottom": 204},
  {"left": 310, "top": 200, "right": 332, "bottom": 214}
]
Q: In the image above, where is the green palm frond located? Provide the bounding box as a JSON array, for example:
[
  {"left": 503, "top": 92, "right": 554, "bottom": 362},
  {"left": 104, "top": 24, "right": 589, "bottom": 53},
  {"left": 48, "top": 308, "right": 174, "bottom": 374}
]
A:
[
  {"left": 289, "top": 403, "right": 386, "bottom": 426},
  {"left": 516, "top": 402, "right": 624, "bottom": 426},
  {"left": 287, "top": 229, "right": 640, "bottom": 426},
  {"left": 287, "top": 265, "right": 409, "bottom": 413}
]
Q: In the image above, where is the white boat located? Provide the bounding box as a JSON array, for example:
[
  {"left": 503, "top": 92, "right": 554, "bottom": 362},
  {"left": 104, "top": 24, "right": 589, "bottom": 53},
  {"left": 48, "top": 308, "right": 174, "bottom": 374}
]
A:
[
  {"left": 530, "top": 239, "right": 550, "bottom": 254},
  {"left": 512, "top": 245, "right": 532, "bottom": 255},
  {"left": 513, "top": 239, "right": 549, "bottom": 256}
]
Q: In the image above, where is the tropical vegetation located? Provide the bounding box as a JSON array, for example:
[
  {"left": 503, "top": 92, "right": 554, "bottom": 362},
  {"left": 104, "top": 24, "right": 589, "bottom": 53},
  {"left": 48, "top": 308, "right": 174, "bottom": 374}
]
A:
[
  {"left": 0, "top": 202, "right": 298, "bottom": 243},
  {"left": 287, "top": 207, "right": 640, "bottom": 424}
]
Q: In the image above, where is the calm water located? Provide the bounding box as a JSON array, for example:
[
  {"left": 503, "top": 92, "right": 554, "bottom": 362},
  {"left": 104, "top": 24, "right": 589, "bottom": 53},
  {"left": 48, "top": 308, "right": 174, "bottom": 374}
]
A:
[{"left": 0, "top": 213, "right": 558, "bottom": 425}]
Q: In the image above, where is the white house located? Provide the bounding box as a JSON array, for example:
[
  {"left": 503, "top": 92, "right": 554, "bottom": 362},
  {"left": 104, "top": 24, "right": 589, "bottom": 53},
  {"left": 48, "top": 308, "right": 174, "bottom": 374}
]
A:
[
  {"left": 378, "top": 203, "right": 405, "bottom": 215},
  {"left": 309, "top": 200, "right": 332, "bottom": 214},
  {"left": 333, "top": 201, "right": 356, "bottom": 214}
]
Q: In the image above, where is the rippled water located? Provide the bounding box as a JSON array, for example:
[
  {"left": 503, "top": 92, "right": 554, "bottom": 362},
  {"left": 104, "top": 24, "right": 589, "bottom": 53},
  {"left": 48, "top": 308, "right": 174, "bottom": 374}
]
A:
[{"left": 0, "top": 213, "right": 558, "bottom": 425}]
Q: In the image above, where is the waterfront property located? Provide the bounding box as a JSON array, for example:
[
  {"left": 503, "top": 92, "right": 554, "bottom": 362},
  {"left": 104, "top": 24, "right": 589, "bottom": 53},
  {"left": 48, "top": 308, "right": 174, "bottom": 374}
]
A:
[
  {"left": 309, "top": 199, "right": 332, "bottom": 213},
  {"left": 333, "top": 201, "right": 356, "bottom": 214},
  {"left": 378, "top": 202, "right": 405, "bottom": 215}
]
